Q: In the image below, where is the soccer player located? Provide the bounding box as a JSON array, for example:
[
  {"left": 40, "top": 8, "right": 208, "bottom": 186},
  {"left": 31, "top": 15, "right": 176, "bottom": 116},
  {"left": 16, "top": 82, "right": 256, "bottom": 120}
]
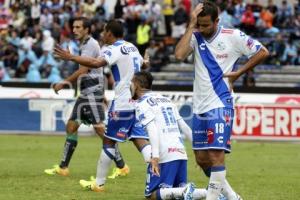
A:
[
  {"left": 132, "top": 71, "right": 207, "bottom": 200},
  {"left": 175, "top": 2, "right": 269, "bottom": 200},
  {"left": 54, "top": 20, "right": 152, "bottom": 192},
  {"left": 44, "top": 17, "right": 129, "bottom": 177}
]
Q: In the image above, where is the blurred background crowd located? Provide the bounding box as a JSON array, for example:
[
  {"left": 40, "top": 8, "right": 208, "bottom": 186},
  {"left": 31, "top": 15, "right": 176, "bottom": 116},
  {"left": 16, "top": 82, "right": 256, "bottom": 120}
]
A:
[{"left": 0, "top": 0, "right": 299, "bottom": 86}]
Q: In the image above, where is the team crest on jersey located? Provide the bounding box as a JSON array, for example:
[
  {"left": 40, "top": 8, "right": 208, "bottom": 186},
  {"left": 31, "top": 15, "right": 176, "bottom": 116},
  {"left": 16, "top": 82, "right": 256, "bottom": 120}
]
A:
[{"left": 216, "top": 41, "right": 226, "bottom": 51}]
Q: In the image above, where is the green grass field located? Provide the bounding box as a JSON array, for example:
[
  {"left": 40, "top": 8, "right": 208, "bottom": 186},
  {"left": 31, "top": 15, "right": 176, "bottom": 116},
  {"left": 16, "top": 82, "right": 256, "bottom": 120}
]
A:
[{"left": 0, "top": 135, "right": 300, "bottom": 200}]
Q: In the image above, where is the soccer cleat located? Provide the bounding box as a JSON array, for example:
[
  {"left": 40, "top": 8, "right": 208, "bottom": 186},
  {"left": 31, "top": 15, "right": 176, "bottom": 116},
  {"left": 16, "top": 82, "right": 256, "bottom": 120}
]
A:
[
  {"left": 217, "top": 193, "right": 228, "bottom": 200},
  {"left": 79, "top": 179, "right": 104, "bottom": 192},
  {"left": 183, "top": 182, "right": 195, "bottom": 200},
  {"left": 108, "top": 164, "right": 130, "bottom": 179},
  {"left": 44, "top": 164, "right": 69, "bottom": 176}
]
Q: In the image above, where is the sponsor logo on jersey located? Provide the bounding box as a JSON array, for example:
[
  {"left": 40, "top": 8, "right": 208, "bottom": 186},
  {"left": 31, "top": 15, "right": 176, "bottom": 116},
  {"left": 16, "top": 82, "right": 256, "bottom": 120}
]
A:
[
  {"left": 199, "top": 43, "right": 206, "bottom": 50},
  {"left": 217, "top": 136, "right": 224, "bottom": 143},
  {"left": 120, "top": 46, "right": 137, "bottom": 55},
  {"left": 221, "top": 29, "right": 234, "bottom": 34},
  {"left": 168, "top": 147, "right": 186, "bottom": 154},
  {"left": 216, "top": 54, "right": 228, "bottom": 59},
  {"left": 147, "top": 97, "right": 158, "bottom": 106},
  {"left": 117, "top": 132, "right": 126, "bottom": 138}
]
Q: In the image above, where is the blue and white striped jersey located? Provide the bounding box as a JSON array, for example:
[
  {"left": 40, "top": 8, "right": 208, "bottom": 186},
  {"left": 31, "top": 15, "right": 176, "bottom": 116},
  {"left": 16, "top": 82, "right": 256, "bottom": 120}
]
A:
[
  {"left": 190, "top": 27, "right": 262, "bottom": 114},
  {"left": 102, "top": 40, "right": 143, "bottom": 111}
]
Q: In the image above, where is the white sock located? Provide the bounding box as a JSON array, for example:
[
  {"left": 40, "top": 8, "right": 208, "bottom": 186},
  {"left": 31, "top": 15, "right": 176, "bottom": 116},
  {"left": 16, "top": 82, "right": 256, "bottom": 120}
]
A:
[
  {"left": 193, "top": 188, "right": 207, "bottom": 199},
  {"left": 96, "top": 148, "right": 115, "bottom": 186},
  {"left": 141, "top": 144, "right": 152, "bottom": 163},
  {"left": 206, "top": 167, "right": 226, "bottom": 200},
  {"left": 222, "top": 179, "right": 237, "bottom": 200},
  {"left": 159, "top": 187, "right": 185, "bottom": 199}
]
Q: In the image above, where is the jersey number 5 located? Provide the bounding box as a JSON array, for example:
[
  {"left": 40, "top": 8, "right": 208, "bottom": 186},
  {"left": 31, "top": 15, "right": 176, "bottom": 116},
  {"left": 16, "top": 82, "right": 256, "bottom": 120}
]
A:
[{"left": 133, "top": 57, "right": 141, "bottom": 73}]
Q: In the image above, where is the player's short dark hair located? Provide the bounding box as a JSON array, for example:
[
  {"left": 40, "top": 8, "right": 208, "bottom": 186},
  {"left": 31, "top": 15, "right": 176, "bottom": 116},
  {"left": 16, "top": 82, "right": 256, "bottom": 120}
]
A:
[
  {"left": 105, "top": 20, "right": 124, "bottom": 38},
  {"left": 197, "top": 1, "right": 219, "bottom": 22},
  {"left": 134, "top": 71, "right": 153, "bottom": 90},
  {"left": 73, "top": 17, "right": 91, "bottom": 33}
]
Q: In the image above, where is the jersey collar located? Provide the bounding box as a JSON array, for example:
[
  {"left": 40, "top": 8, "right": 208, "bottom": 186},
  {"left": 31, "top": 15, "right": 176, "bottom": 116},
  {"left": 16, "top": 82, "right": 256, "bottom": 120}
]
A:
[{"left": 205, "top": 26, "right": 221, "bottom": 43}]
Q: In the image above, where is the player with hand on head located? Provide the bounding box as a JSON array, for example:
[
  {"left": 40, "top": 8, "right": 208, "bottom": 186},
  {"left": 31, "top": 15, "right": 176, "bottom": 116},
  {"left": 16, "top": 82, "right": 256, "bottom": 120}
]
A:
[
  {"left": 132, "top": 71, "right": 208, "bottom": 200},
  {"left": 175, "top": 1, "right": 269, "bottom": 200},
  {"left": 44, "top": 17, "right": 129, "bottom": 178}
]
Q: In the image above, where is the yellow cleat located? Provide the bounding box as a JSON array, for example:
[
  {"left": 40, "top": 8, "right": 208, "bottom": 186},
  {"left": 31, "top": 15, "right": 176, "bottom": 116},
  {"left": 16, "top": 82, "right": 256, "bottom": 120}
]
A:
[
  {"left": 79, "top": 179, "right": 104, "bottom": 192},
  {"left": 108, "top": 164, "right": 130, "bottom": 179},
  {"left": 44, "top": 164, "right": 69, "bottom": 176}
]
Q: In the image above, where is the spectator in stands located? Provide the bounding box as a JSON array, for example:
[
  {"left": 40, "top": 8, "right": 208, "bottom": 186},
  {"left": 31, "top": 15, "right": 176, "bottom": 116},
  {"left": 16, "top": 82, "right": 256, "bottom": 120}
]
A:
[
  {"left": 233, "top": 0, "right": 246, "bottom": 27},
  {"left": 3, "top": 41, "right": 18, "bottom": 70},
  {"left": 150, "top": 41, "right": 169, "bottom": 72},
  {"left": 249, "top": 0, "right": 263, "bottom": 20},
  {"left": 148, "top": 0, "right": 162, "bottom": 37},
  {"left": 7, "top": 29, "right": 20, "bottom": 47},
  {"left": 32, "top": 30, "right": 44, "bottom": 58},
  {"left": 59, "top": 34, "right": 79, "bottom": 78},
  {"left": 16, "top": 40, "right": 37, "bottom": 74},
  {"left": 296, "top": 0, "right": 300, "bottom": 15},
  {"left": 83, "top": 0, "right": 97, "bottom": 18},
  {"left": 39, "top": 7, "right": 53, "bottom": 30},
  {"left": 258, "top": 7, "right": 279, "bottom": 36},
  {"left": 162, "top": 0, "right": 175, "bottom": 36},
  {"left": 47, "top": 66, "right": 62, "bottom": 83},
  {"left": 282, "top": 38, "right": 298, "bottom": 65},
  {"left": 243, "top": 70, "right": 255, "bottom": 87},
  {"left": 278, "top": 0, "right": 293, "bottom": 28},
  {"left": 114, "top": 0, "right": 125, "bottom": 19},
  {"left": 219, "top": 3, "right": 234, "bottom": 28},
  {"left": 241, "top": 5, "right": 256, "bottom": 34},
  {"left": 26, "top": 63, "right": 41, "bottom": 82},
  {"left": 267, "top": 33, "right": 286, "bottom": 65},
  {"left": 31, "top": 0, "right": 41, "bottom": 26},
  {"left": 172, "top": 2, "right": 189, "bottom": 39},
  {"left": 136, "top": 16, "right": 151, "bottom": 56},
  {"left": 0, "top": 61, "right": 10, "bottom": 81},
  {"left": 267, "top": 0, "right": 278, "bottom": 26}
]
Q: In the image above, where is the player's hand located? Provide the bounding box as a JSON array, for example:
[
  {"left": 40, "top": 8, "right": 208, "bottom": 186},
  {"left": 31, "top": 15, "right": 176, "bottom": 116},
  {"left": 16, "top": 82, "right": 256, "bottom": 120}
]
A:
[
  {"left": 150, "top": 158, "right": 160, "bottom": 177},
  {"left": 53, "top": 81, "right": 68, "bottom": 94},
  {"left": 189, "top": 3, "right": 203, "bottom": 29},
  {"left": 223, "top": 71, "right": 241, "bottom": 92},
  {"left": 54, "top": 45, "right": 72, "bottom": 61}
]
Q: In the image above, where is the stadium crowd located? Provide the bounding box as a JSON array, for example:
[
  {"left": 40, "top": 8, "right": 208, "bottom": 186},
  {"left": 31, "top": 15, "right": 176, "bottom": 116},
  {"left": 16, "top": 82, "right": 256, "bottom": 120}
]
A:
[{"left": 0, "top": 0, "right": 299, "bottom": 82}]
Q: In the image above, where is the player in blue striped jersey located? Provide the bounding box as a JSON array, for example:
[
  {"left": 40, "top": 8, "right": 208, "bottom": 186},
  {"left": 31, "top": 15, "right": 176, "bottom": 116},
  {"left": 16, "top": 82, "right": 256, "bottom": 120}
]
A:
[{"left": 175, "top": 1, "right": 269, "bottom": 200}]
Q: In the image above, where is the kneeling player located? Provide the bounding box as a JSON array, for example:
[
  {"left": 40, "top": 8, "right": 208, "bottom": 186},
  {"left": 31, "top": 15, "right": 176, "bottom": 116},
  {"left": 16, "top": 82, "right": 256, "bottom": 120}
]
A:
[{"left": 132, "top": 71, "right": 207, "bottom": 200}]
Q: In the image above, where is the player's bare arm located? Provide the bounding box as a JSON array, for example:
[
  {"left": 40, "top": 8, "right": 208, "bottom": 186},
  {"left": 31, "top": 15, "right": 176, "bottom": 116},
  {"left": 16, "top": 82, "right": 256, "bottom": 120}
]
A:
[
  {"left": 53, "top": 66, "right": 89, "bottom": 94},
  {"left": 175, "top": 3, "right": 203, "bottom": 61},
  {"left": 54, "top": 45, "right": 108, "bottom": 68},
  {"left": 224, "top": 46, "right": 269, "bottom": 90}
]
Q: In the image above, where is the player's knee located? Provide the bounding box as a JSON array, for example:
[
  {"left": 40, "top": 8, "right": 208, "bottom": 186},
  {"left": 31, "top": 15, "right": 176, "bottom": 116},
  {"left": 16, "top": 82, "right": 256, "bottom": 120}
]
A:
[
  {"left": 195, "top": 156, "right": 211, "bottom": 169},
  {"left": 94, "top": 123, "right": 106, "bottom": 137},
  {"left": 66, "top": 120, "right": 79, "bottom": 134}
]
